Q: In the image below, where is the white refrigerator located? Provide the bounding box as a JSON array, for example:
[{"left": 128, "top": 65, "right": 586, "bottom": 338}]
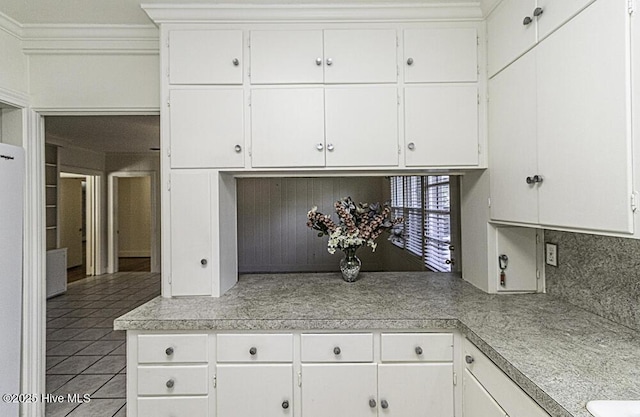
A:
[{"left": 0, "top": 143, "right": 24, "bottom": 417}]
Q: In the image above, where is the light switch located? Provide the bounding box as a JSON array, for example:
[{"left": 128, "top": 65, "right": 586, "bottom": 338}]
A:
[{"left": 545, "top": 243, "right": 558, "bottom": 267}]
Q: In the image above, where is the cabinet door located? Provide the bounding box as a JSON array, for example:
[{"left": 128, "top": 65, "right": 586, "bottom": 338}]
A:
[
  {"left": 488, "top": 51, "right": 538, "bottom": 224},
  {"left": 487, "top": 0, "right": 537, "bottom": 77},
  {"left": 250, "top": 30, "right": 324, "bottom": 84},
  {"left": 169, "top": 89, "right": 244, "bottom": 168},
  {"left": 169, "top": 30, "right": 243, "bottom": 85},
  {"left": 324, "top": 29, "right": 397, "bottom": 84},
  {"left": 404, "top": 85, "right": 478, "bottom": 166},
  {"left": 301, "top": 364, "right": 377, "bottom": 417},
  {"left": 536, "top": 0, "right": 633, "bottom": 233},
  {"left": 404, "top": 28, "right": 478, "bottom": 83},
  {"left": 535, "top": 0, "right": 595, "bottom": 40},
  {"left": 462, "top": 369, "right": 507, "bottom": 417},
  {"left": 378, "top": 364, "right": 454, "bottom": 417},
  {"left": 325, "top": 86, "right": 398, "bottom": 167},
  {"left": 217, "top": 364, "right": 293, "bottom": 417},
  {"left": 170, "top": 171, "right": 213, "bottom": 296},
  {"left": 251, "top": 88, "right": 325, "bottom": 168}
]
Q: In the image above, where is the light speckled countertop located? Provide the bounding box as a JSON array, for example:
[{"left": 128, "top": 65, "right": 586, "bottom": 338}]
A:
[{"left": 114, "top": 272, "right": 640, "bottom": 417}]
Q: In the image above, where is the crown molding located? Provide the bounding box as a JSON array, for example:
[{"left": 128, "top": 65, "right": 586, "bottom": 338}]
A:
[
  {"left": 22, "top": 24, "right": 159, "bottom": 55},
  {"left": 0, "top": 85, "right": 30, "bottom": 108},
  {"left": 142, "top": 3, "right": 484, "bottom": 24},
  {"left": 0, "top": 11, "right": 23, "bottom": 39}
]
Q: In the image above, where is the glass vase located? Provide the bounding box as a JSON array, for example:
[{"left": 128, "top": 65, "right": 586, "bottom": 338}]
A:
[{"left": 339, "top": 247, "right": 362, "bottom": 282}]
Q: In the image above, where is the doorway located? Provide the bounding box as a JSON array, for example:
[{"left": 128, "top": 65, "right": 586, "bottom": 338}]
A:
[{"left": 108, "top": 172, "right": 158, "bottom": 273}]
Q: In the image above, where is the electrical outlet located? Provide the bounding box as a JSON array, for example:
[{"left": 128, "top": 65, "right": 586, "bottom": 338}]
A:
[{"left": 545, "top": 243, "right": 558, "bottom": 267}]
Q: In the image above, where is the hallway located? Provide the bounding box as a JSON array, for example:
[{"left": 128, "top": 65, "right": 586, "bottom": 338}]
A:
[{"left": 46, "top": 271, "right": 160, "bottom": 417}]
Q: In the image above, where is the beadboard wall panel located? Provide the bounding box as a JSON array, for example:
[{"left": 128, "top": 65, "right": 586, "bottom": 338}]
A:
[{"left": 237, "top": 177, "right": 394, "bottom": 273}]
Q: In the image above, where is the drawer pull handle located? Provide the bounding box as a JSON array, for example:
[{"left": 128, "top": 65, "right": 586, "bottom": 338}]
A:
[
  {"left": 381, "top": 399, "right": 389, "bottom": 409},
  {"left": 465, "top": 355, "right": 475, "bottom": 364},
  {"left": 523, "top": 16, "right": 533, "bottom": 25},
  {"left": 333, "top": 346, "right": 341, "bottom": 355},
  {"left": 166, "top": 379, "right": 175, "bottom": 389},
  {"left": 249, "top": 347, "right": 257, "bottom": 356},
  {"left": 165, "top": 347, "right": 174, "bottom": 356},
  {"left": 201, "top": 258, "right": 207, "bottom": 266},
  {"left": 282, "top": 400, "right": 289, "bottom": 409},
  {"left": 232, "top": 58, "right": 240, "bottom": 66},
  {"left": 369, "top": 399, "right": 377, "bottom": 408},
  {"left": 415, "top": 346, "right": 423, "bottom": 355}
]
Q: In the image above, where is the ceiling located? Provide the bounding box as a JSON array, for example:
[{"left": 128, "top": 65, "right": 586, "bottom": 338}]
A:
[
  {"left": 0, "top": 0, "right": 481, "bottom": 25},
  {"left": 45, "top": 116, "right": 160, "bottom": 154}
]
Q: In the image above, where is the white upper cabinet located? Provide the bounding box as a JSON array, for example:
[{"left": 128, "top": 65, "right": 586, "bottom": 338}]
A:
[
  {"left": 250, "top": 30, "right": 324, "bottom": 84},
  {"left": 323, "top": 29, "right": 397, "bottom": 84},
  {"left": 487, "top": 0, "right": 595, "bottom": 77},
  {"left": 250, "top": 29, "right": 397, "bottom": 84},
  {"left": 169, "top": 30, "right": 243, "bottom": 85},
  {"left": 250, "top": 88, "right": 326, "bottom": 168},
  {"left": 404, "top": 28, "right": 478, "bottom": 83},
  {"left": 324, "top": 86, "right": 399, "bottom": 167},
  {"left": 169, "top": 89, "right": 244, "bottom": 168},
  {"left": 405, "top": 85, "right": 479, "bottom": 167}
]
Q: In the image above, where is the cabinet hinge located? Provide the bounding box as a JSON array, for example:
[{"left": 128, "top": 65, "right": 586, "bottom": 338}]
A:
[
  {"left": 477, "top": 36, "right": 480, "bottom": 46},
  {"left": 477, "top": 93, "right": 480, "bottom": 105},
  {"left": 297, "top": 371, "right": 302, "bottom": 387},
  {"left": 398, "top": 145, "right": 401, "bottom": 155},
  {"left": 488, "top": 197, "right": 491, "bottom": 208},
  {"left": 628, "top": 0, "right": 635, "bottom": 15},
  {"left": 248, "top": 36, "right": 251, "bottom": 48},
  {"left": 167, "top": 146, "right": 171, "bottom": 158},
  {"left": 167, "top": 179, "right": 171, "bottom": 191},
  {"left": 478, "top": 143, "right": 481, "bottom": 154},
  {"left": 167, "top": 66, "right": 170, "bottom": 78},
  {"left": 248, "top": 94, "right": 251, "bottom": 107},
  {"left": 396, "top": 35, "right": 399, "bottom": 47},
  {"left": 397, "top": 94, "right": 400, "bottom": 106},
  {"left": 453, "top": 371, "right": 458, "bottom": 386},
  {"left": 167, "top": 273, "right": 171, "bottom": 284},
  {"left": 213, "top": 375, "right": 217, "bottom": 388},
  {"left": 166, "top": 37, "right": 170, "bottom": 48},
  {"left": 536, "top": 269, "right": 541, "bottom": 280},
  {"left": 631, "top": 192, "right": 639, "bottom": 212},
  {"left": 536, "top": 234, "right": 540, "bottom": 244}
]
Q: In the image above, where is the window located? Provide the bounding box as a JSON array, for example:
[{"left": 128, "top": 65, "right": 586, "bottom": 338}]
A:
[{"left": 390, "top": 176, "right": 455, "bottom": 272}]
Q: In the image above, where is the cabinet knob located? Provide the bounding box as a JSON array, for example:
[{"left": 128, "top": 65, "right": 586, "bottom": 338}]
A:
[
  {"left": 407, "top": 142, "right": 416, "bottom": 151},
  {"left": 201, "top": 258, "right": 207, "bottom": 266},
  {"left": 415, "top": 346, "right": 423, "bottom": 355},
  {"left": 315, "top": 57, "right": 322, "bottom": 66},
  {"left": 533, "top": 7, "right": 544, "bottom": 17},
  {"left": 369, "top": 399, "right": 377, "bottom": 408},
  {"left": 249, "top": 347, "right": 257, "bottom": 356},
  {"left": 232, "top": 58, "right": 240, "bottom": 66},
  {"left": 449, "top": 245, "right": 455, "bottom": 251},
  {"left": 234, "top": 144, "right": 242, "bottom": 153},
  {"left": 407, "top": 57, "right": 414, "bottom": 66},
  {"left": 333, "top": 346, "right": 341, "bottom": 355},
  {"left": 526, "top": 176, "right": 534, "bottom": 185},
  {"left": 316, "top": 143, "right": 324, "bottom": 151},
  {"left": 445, "top": 259, "right": 454, "bottom": 265},
  {"left": 523, "top": 16, "right": 533, "bottom": 25},
  {"left": 166, "top": 379, "right": 175, "bottom": 389},
  {"left": 282, "top": 400, "right": 289, "bottom": 409},
  {"left": 381, "top": 399, "right": 389, "bottom": 409},
  {"left": 533, "top": 174, "right": 543, "bottom": 184},
  {"left": 326, "top": 58, "right": 333, "bottom": 66},
  {"left": 327, "top": 143, "right": 335, "bottom": 152},
  {"left": 465, "top": 355, "right": 475, "bottom": 364},
  {"left": 165, "top": 347, "right": 174, "bottom": 356}
]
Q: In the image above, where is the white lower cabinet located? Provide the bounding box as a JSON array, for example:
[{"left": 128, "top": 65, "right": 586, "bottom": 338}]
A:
[
  {"left": 462, "top": 369, "right": 507, "bottom": 417},
  {"left": 138, "top": 397, "right": 209, "bottom": 417},
  {"left": 217, "top": 364, "right": 293, "bottom": 416}
]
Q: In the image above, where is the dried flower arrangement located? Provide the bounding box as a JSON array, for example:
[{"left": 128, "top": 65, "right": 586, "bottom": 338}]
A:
[{"left": 306, "top": 196, "right": 404, "bottom": 255}]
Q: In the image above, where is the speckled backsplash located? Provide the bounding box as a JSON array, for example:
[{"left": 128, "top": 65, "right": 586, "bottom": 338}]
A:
[{"left": 544, "top": 230, "right": 640, "bottom": 332}]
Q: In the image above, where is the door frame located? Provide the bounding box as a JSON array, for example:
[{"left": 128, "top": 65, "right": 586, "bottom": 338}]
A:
[{"left": 108, "top": 171, "right": 159, "bottom": 273}]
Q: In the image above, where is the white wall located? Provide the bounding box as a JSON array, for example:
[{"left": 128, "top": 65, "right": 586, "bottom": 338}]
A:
[
  {"left": 29, "top": 54, "right": 160, "bottom": 110},
  {"left": 117, "top": 176, "right": 151, "bottom": 257},
  {"left": 1, "top": 107, "right": 23, "bottom": 146},
  {"left": 0, "top": 21, "right": 28, "bottom": 95}
]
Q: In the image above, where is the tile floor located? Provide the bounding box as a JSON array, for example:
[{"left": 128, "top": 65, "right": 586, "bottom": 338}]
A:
[{"left": 46, "top": 271, "right": 161, "bottom": 417}]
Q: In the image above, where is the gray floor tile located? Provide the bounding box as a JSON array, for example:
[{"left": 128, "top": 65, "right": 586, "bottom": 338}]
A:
[
  {"left": 47, "top": 341, "right": 93, "bottom": 356},
  {"left": 109, "top": 344, "right": 126, "bottom": 356},
  {"left": 48, "top": 355, "right": 102, "bottom": 375},
  {"left": 84, "top": 300, "right": 115, "bottom": 309},
  {"left": 87, "top": 308, "right": 124, "bottom": 318},
  {"left": 46, "top": 375, "right": 74, "bottom": 393},
  {"left": 48, "top": 328, "right": 85, "bottom": 341},
  {"left": 93, "top": 374, "right": 126, "bottom": 399},
  {"left": 77, "top": 340, "right": 124, "bottom": 356},
  {"left": 71, "top": 328, "right": 113, "bottom": 341},
  {"left": 66, "top": 317, "right": 105, "bottom": 328},
  {"left": 54, "top": 374, "right": 112, "bottom": 396},
  {"left": 47, "top": 308, "right": 74, "bottom": 318},
  {"left": 46, "top": 356, "right": 68, "bottom": 370},
  {"left": 47, "top": 317, "right": 81, "bottom": 328},
  {"left": 47, "top": 340, "right": 64, "bottom": 350},
  {"left": 99, "top": 331, "right": 125, "bottom": 341},
  {"left": 113, "top": 404, "right": 126, "bottom": 417},
  {"left": 82, "top": 355, "right": 126, "bottom": 374},
  {"left": 63, "top": 308, "right": 100, "bottom": 318},
  {"left": 66, "top": 398, "right": 125, "bottom": 417},
  {"left": 44, "top": 400, "right": 80, "bottom": 417},
  {"left": 94, "top": 318, "right": 117, "bottom": 328}
]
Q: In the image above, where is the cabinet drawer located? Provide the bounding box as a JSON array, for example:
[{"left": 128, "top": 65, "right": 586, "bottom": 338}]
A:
[
  {"left": 217, "top": 334, "right": 293, "bottom": 363},
  {"left": 464, "top": 339, "right": 550, "bottom": 417},
  {"left": 381, "top": 333, "right": 453, "bottom": 362},
  {"left": 301, "top": 333, "right": 373, "bottom": 362},
  {"left": 138, "top": 334, "right": 208, "bottom": 363},
  {"left": 138, "top": 365, "right": 208, "bottom": 396},
  {"left": 138, "top": 397, "right": 209, "bottom": 417}
]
